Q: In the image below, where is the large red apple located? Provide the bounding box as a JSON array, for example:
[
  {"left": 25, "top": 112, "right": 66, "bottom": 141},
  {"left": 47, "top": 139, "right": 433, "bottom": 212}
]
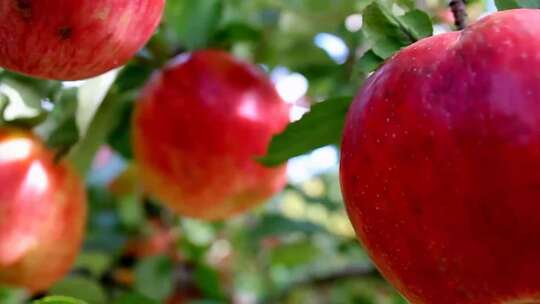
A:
[
  {"left": 341, "top": 9, "right": 540, "bottom": 304},
  {"left": 0, "top": 129, "right": 87, "bottom": 292},
  {"left": 133, "top": 50, "right": 289, "bottom": 220},
  {"left": 0, "top": 0, "right": 164, "bottom": 80}
]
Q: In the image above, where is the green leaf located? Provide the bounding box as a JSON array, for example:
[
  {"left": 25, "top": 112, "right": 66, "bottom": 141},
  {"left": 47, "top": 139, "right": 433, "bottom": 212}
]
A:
[
  {"left": 107, "top": 100, "right": 134, "bottom": 159},
  {"left": 0, "top": 286, "right": 28, "bottom": 304},
  {"left": 259, "top": 97, "right": 352, "bottom": 166},
  {"left": 76, "top": 70, "right": 119, "bottom": 137},
  {"left": 165, "top": 0, "right": 223, "bottom": 50},
  {"left": 113, "top": 293, "right": 160, "bottom": 304},
  {"left": 396, "top": 9, "right": 433, "bottom": 40},
  {"left": 362, "top": 2, "right": 426, "bottom": 58},
  {"left": 107, "top": 63, "right": 152, "bottom": 159},
  {"left": 251, "top": 214, "right": 327, "bottom": 241},
  {"left": 395, "top": 0, "right": 415, "bottom": 10},
  {"left": 49, "top": 276, "right": 107, "bottom": 304},
  {"left": 134, "top": 256, "right": 174, "bottom": 301},
  {"left": 67, "top": 90, "right": 132, "bottom": 175},
  {"left": 33, "top": 296, "right": 88, "bottom": 304},
  {"left": 362, "top": 2, "right": 410, "bottom": 58},
  {"left": 189, "top": 300, "right": 227, "bottom": 304},
  {"left": 44, "top": 88, "right": 79, "bottom": 153},
  {"left": 117, "top": 193, "right": 144, "bottom": 231},
  {"left": 0, "top": 71, "right": 62, "bottom": 99},
  {"left": 181, "top": 219, "right": 216, "bottom": 246},
  {"left": 193, "top": 264, "right": 224, "bottom": 300},
  {"left": 213, "top": 22, "right": 262, "bottom": 44},
  {"left": 355, "top": 50, "right": 384, "bottom": 75},
  {"left": 495, "top": 0, "right": 519, "bottom": 9},
  {"left": 495, "top": 0, "right": 540, "bottom": 9},
  {"left": 271, "top": 240, "right": 319, "bottom": 267},
  {"left": 114, "top": 64, "right": 154, "bottom": 92},
  {"left": 0, "top": 77, "right": 47, "bottom": 127},
  {"left": 74, "top": 252, "right": 113, "bottom": 279}
]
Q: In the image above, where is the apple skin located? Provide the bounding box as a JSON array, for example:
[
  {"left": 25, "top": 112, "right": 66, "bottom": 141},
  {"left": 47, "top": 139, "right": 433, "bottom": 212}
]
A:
[
  {"left": 133, "top": 50, "right": 289, "bottom": 220},
  {"left": 0, "top": 0, "right": 164, "bottom": 80},
  {"left": 0, "top": 129, "right": 87, "bottom": 292},
  {"left": 340, "top": 9, "right": 540, "bottom": 304}
]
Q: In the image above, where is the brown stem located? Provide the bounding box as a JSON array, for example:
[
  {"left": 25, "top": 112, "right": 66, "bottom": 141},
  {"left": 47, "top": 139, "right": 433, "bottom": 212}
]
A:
[{"left": 449, "top": 0, "right": 468, "bottom": 30}]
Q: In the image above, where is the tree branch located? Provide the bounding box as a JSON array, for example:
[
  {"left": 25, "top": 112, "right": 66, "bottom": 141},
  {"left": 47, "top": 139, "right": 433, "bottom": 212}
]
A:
[
  {"left": 449, "top": 0, "right": 468, "bottom": 30},
  {"left": 265, "top": 265, "right": 382, "bottom": 303}
]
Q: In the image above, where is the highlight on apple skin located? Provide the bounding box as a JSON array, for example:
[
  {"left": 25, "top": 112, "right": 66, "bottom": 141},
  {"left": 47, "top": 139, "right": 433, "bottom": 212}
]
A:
[
  {"left": 340, "top": 9, "right": 540, "bottom": 304},
  {"left": 0, "top": 0, "right": 164, "bottom": 80},
  {"left": 0, "top": 129, "right": 87, "bottom": 293},
  {"left": 133, "top": 50, "right": 289, "bottom": 220}
]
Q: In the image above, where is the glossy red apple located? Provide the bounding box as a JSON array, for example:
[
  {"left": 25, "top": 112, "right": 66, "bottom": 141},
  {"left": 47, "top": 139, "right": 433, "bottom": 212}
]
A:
[
  {"left": 0, "top": 129, "right": 87, "bottom": 292},
  {"left": 0, "top": 0, "right": 164, "bottom": 80},
  {"left": 133, "top": 50, "right": 289, "bottom": 220},
  {"left": 341, "top": 9, "right": 540, "bottom": 304}
]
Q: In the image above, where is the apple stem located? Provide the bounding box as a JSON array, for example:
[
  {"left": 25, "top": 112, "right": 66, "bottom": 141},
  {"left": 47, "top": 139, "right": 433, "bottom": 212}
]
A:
[{"left": 449, "top": 0, "right": 468, "bottom": 30}]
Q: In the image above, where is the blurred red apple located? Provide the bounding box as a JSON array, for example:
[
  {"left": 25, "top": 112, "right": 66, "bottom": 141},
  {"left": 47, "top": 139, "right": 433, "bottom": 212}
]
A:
[
  {"left": 0, "top": 129, "right": 87, "bottom": 292},
  {"left": 133, "top": 50, "right": 289, "bottom": 220},
  {"left": 341, "top": 9, "right": 540, "bottom": 304},
  {"left": 0, "top": 0, "right": 164, "bottom": 80}
]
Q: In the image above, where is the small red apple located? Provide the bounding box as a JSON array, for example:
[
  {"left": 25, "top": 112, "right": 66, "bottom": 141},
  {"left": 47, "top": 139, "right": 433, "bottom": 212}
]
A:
[
  {"left": 341, "top": 9, "right": 540, "bottom": 304},
  {"left": 0, "top": 129, "right": 87, "bottom": 292},
  {"left": 133, "top": 50, "right": 289, "bottom": 220},
  {"left": 0, "top": 0, "right": 164, "bottom": 80}
]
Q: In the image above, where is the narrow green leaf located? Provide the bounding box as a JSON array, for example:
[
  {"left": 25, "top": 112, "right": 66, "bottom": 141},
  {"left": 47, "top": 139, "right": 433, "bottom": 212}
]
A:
[
  {"left": 251, "top": 214, "right": 327, "bottom": 241},
  {"left": 495, "top": 0, "right": 520, "bottom": 9},
  {"left": 76, "top": 70, "right": 119, "bottom": 137},
  {"left": 67, "top": 91, "right": 133, "bottom": 175},
  {"left": 259, "top": 97, "right": 352, "bottom": 166},
  {"left": 33, "top": 296, "right": 87, "bottom": 304},
  {"left": 49, "top": 276, "right": 107, "bottom": 304},
  {"left": 496, "top": 0, "right": 540, "bottom": 9},
  {"left": 270, "top": 240, "right": 319, "bottom": 267},
  {"left": 113, "top": 293, "right": 159, "bottom": 304}
]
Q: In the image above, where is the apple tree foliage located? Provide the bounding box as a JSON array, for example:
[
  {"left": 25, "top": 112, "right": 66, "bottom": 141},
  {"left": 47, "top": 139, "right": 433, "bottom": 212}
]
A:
[{"left": 0, "top": 0, "right": 529, "bottom": 303}]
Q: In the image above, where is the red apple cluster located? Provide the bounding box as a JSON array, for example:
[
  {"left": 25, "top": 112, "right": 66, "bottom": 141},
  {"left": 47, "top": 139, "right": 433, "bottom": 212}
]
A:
[{"left": 0, "top": 0, "right": 291, "bottom": 293}]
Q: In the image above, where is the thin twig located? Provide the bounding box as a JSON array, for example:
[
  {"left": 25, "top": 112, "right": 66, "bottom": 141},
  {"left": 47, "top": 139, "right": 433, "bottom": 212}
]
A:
[{"left": 449, "top": 0, "right": 468, "bottom": 30}]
